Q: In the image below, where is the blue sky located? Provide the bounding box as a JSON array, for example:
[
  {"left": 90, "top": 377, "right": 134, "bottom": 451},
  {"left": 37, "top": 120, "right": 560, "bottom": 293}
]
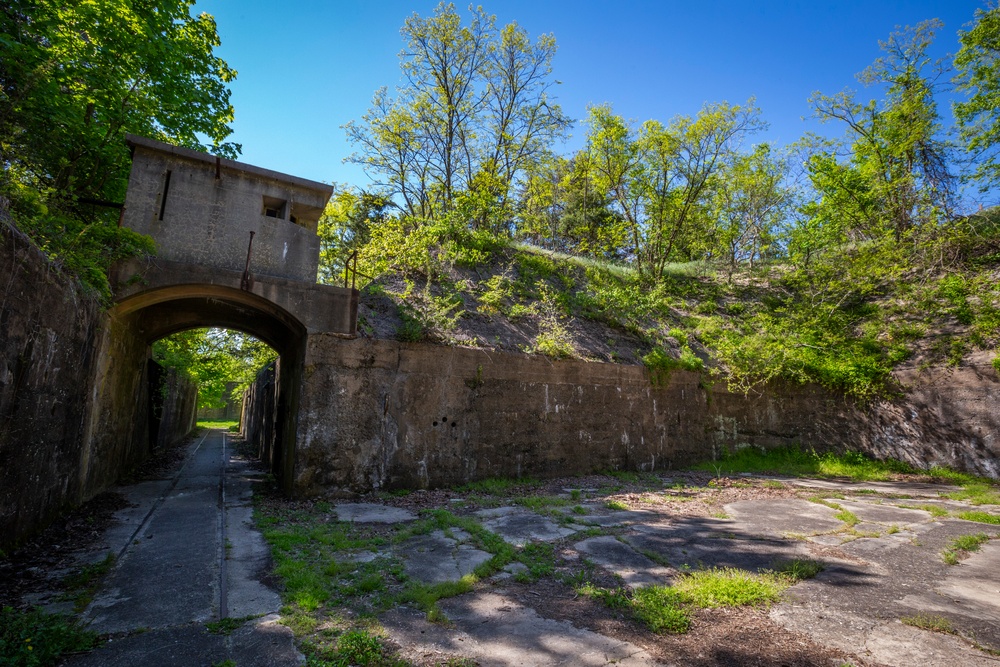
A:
[{"left": 197, "top": 0, "right": 986, "bottom": 199}]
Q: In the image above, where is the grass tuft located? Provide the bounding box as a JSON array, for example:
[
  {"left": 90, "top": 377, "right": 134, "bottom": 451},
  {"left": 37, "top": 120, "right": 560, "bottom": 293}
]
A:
[
  {"left": 901, "top": 613, "right": 954, "bottom": 634},
  {"left": 673, "top": 568, "right": 789, "bottom": 608},
  {"left": 0, "top": 606, "right": 98, "bottom": 665},
  {"left": 955, "top": 511, "right": 1000, "bottom": 525}
]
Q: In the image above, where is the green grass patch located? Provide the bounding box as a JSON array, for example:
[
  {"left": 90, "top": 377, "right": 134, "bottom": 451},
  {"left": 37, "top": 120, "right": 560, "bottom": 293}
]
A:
[
  {"left": 301, "top": 627, "right": 407, "bottom": 667},
  {"left": 401, "top": 576, "right": 476, "bottom": 621},
  {"left": 942, "top": 533, "right": 991, "bottom": 565},
  {"left": 773, "top": 559, "right": 824, "bottom": 580},
  {"left": 0, "top": 606, "right": 98, "bottom": 666},
  {"left": 515, "top": 542, "right": 556, "bottom": 582},
  {"left": 458, "top": 477, "right": 540, "bottom": 494},
  {"left": 582, "top": 565, "right": 796, "bottom": 635},
  {"left": 900, "top": 613, "right": 955, "bottom": 634},
  {"left": 834, "top": 509, "right": 860, "bottom": 527},
  {"left": 673, "top": 568, "right": 789, "bottom": 608},
  {"left": 631, "top": 586, "right": 691, "bottom": 634},
  {"left": 690, "top": 446, "right": 914, "bottom": 481},
  {"left": 955, "top": 511, "right": 1000, "bottom": 525},
  {"left": 206, "top": 614, "right": 258, "bottom": 635},
  {"left": 198, "top": 419, "right": 239, "bottom": 431},
  {"left": 514, "top": 495, "right": 569, "bottom": 511},
  {"left": 605, "top": 499, "right": 629, "bottom": 511},
  {"left": 61, "top": 553, "right": 115, "bottom": 611}
]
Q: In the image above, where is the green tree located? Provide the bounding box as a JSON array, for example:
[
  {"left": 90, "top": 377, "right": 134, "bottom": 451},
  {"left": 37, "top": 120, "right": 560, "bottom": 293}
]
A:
[
  {"left": 344, "top": 2, "right": 568, "bottom": 229},
  {"left": 954, "top": 3, "right": 1000, "bottom": 188},
  {"left": 153, "top": 329, "right": 276, "bottom": 410},
  {"left": 711, "top": 143, "right": 791, "bottom": 276},
  {"left": 803, "top": 20, "right": 953, "bottom": 248},
  {"left": 0, "top": 0, "right": 238, "bottom": 297},
  {"left": 584, "top": 100, "right": 764, "bottom": 279},
  {"left": 317, "top": 185, "right": 391, "bottom": 285}
]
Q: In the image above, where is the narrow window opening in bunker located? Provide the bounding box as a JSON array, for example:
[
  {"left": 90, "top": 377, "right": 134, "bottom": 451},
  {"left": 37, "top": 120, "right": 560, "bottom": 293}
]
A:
[
  {"left": 262, "top": 195, "right": 287, "bottom": 220},
  {"left": 158, "top": 170, "right": 172, "bottom": 220},
  {"left": 150, "top": 328, "right": 278, "bottom": 441}
]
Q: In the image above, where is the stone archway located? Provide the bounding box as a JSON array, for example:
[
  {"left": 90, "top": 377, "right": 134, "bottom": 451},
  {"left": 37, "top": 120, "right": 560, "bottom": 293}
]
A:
[{"left": 101, "top": 284, "right": 309, "bottom": 492}]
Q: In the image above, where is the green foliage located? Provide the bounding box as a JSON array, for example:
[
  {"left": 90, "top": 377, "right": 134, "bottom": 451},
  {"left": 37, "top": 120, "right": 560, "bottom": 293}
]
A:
[
  {"left": 955, "top": 511, "right": 1000, "bottom": 525},
  {"left": 153, "top": 329, "right": 276, "bottom": 410},
  {"left": 954, "top": 4, "right": 1000, "bottom": 188},
  {"left": 630, "top": 586, "right": 691, "bottom": 634},
  {"left": 343, "top": 2, "right": 569, "bottom": 228},
  {"left": 642, "top": 346, "right": 704, "bottom": 385},
  {"left": 0, "top": 606, "right": 98, "bottom": 666},
  {"left": 0, "top": 0, "right": 237, "bottom": 298}
]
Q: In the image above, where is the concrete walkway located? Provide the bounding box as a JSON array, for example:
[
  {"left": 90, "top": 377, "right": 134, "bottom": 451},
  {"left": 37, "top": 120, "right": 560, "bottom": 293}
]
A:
[
  {"left": 65, "top": 430, "right": 301, "bottom": 667},
  {"left": 44, "top": 449, "right": 1000, "bottom": 667}
]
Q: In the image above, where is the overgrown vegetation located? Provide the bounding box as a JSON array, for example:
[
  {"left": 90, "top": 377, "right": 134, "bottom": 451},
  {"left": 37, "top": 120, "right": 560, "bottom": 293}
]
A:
[
  {"left": 0, "top": 606, "right": 98, "bottom": 667},
  {"left": 317, "top": 5, "right": 1000, "bottom": 401},
  {"left": 1, "top": 0, "right": 238, "bottom": 300},
  {"left": 580, "top": 563, "right": 821, "bottom": 635},
  {"left": 942, "top": 533, "right": 991, "bottom": 565}
]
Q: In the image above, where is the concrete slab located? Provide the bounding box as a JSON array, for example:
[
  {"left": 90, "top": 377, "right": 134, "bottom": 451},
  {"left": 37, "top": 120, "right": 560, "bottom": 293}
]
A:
[
  {"left": 835, "top": 499, "right": 932, "bottom": 525},
  {"left": 480, "top": 511, "right": 580, "bottom": 547},
  {"left": 573, "top": 536, "right": 673, "bottom": 589},
  {"left": 626, "top": 518, "right": 812, "bottom": 572},
  {"left": 382, "top": 591, "right": 660, "bottom": 666},
  {"left": 398, "top": 531, "right": 492, "bottom": 584},
  {"left": 63, "top": 616, "right": 302, "bottom": 667},
  {"left": 898, "top": 539, "right": 1000, "bottom": 627},
  {"left": 725, "top": 498, "right": 844, "bottom": 537},
  {"left": 332, "top": 503, "right": 416, "bottom": 524},
  {"left": 786, "top": 478, "right": 962, "bottom": 498}
]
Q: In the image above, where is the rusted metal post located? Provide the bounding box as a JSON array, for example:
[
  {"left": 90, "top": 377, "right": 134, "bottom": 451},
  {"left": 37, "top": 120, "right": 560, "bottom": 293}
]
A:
[{"left": 241, "top": 231, "right": 255, "bottom": 291}]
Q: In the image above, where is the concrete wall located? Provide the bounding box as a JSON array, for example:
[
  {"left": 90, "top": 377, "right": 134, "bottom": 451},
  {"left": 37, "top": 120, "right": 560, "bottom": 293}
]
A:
[
  {"left": 0, "top": 223, "right": 196, "bottom": 550},
  {"left": 0, "top": 223, "right": 105, "bottom": 547},
  {"left": 149, "top": 361, "right": 199, "bottom": 450},
  {"left": 242, "top": 362, "right": 277, "bottom": 466},
  {"left": 292, "top": 338, "right": 1000, "bottom": 495},
  {"left": 122, "top": 135, "right": 332, "bottom": 283}
]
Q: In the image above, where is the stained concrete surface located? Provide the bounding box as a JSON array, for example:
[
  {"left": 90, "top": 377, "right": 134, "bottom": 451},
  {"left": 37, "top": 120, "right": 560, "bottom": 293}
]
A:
[
  {"left": 384, "top": 592, "right": 660, "bottom": 666},
  {"left": 45, "top": 454, "right": 1000, "bottom": 667},
  {"left": 65, "top": 430, "right": 301, "bottom": 667}
]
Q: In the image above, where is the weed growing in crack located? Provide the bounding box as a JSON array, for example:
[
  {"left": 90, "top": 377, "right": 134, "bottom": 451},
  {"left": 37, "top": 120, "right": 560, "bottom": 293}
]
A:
[
  {"left": 0, "top": 606, "right": 98, "bottom": 665},
  {"left": 901, "top": 613, "right": 955, "bottom": 634},
  {"left": 942, "top": 533, "right": 991, "bottom": 564},
  {"left": 955, "top": 511, "right": 1000, "bottom": 525}
]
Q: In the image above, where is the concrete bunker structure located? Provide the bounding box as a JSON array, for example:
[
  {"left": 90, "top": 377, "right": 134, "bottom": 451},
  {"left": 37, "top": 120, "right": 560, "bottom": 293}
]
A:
[{"left": 106, "top": 135, "right": 356, "bottom": 492}]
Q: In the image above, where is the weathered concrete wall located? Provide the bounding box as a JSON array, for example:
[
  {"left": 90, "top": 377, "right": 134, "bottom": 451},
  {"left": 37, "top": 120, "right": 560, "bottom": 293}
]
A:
[
  {"left": 293, "top": 338, "right": 1000, "bottom": 495},
  {"left": 0, "top": 222, "right": 197, "bottom": 550},
  {"left": 242, "top": 361, "right": 277, "bottom": 466},
  {"left": 122, "top": 135, "right": 332, "bottom": 283},
  {"left": 149, "top": 361, "right": 199, "bottom": 450},
  {"left": 0, "top": 223, "right": 104, "bottom": 547}
]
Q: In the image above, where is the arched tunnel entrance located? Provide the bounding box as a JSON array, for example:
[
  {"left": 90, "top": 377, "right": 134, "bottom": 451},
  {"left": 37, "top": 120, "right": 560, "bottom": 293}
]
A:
[{"left": 111, "top": 285, "right": 307, "bottom": 492}]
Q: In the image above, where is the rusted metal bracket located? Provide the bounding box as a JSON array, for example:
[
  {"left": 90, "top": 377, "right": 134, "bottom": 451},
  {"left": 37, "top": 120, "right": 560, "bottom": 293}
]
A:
[
  {"left": 343, "top": 250, "right": 356, "bottom": 289},
  {"left": 241, "top": 231, "right": 255, "bottom": 291}
]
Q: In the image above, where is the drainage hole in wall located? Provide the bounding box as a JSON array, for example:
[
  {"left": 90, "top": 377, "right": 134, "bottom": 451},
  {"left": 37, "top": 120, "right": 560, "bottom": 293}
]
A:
[{"left": 433, "top": 421, "right": 438, "bottom": 427}]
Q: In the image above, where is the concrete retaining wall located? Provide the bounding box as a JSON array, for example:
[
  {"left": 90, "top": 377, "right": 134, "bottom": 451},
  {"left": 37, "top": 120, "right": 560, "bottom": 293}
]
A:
[
  {"left": 292, "top": 337, "right": 1000, "bottom": 495},
  {"left": 0, "top": 223, "right": 196, "bottom": 550}
]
